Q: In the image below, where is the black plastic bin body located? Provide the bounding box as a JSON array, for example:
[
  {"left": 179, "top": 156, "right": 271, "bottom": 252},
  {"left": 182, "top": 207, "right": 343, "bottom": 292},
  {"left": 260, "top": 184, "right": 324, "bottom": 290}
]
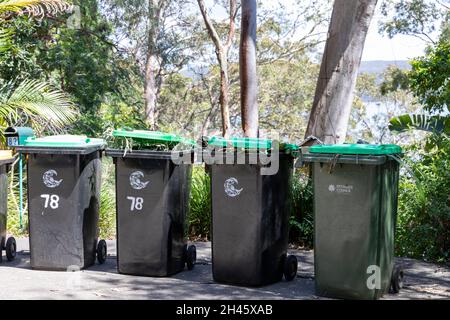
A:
[
  {"left": 209, "top": 152, "right": 294, "bottom": 286},
  {"left": 106, "top": 150, "right": 193, "bottom": 277},
  {"left": 302, "top": 152, "right": 400, "bottom": 299},
  {"left": 17, "top": 146, "right": 103, "bottom": 270},
  {"left": 0, "top": 158, "right": 14, "bottom": 258}
]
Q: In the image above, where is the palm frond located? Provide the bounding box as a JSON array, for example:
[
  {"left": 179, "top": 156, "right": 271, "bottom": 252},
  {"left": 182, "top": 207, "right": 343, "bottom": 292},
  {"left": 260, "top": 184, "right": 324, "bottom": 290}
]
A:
[
  {"left": 389, "top": 114, "right": 450, "bottom": 136},
  {"left": 0, "top": 28, "right": 12, "bottom": 52},
  {"left": 0, "top": 79, "right": 77, "bottom": 128},
  {"left": 0, "top": 0, "right": 72, "bottom": 18},
  {"left": 0, "top": 0, "right": 72, "bottom": 53}
]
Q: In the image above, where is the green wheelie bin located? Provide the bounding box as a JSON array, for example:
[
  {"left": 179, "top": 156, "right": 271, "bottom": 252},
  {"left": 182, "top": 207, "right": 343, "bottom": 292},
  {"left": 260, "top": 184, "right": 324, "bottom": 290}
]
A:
[{"left": 300, "top": 144, "right": 403, "bottom": 299}]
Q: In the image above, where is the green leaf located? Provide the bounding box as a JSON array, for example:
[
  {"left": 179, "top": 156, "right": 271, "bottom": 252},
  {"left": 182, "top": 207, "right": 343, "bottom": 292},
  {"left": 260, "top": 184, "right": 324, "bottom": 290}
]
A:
[{"left": 389, "top": 114, "right": 450, "bottom": 135}]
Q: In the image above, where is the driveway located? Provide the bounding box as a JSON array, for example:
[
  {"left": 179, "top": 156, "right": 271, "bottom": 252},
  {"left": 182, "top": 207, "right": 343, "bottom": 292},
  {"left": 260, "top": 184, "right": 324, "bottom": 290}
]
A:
[{"left": 0, "top": 239, "right": 449, "bottom": 300}]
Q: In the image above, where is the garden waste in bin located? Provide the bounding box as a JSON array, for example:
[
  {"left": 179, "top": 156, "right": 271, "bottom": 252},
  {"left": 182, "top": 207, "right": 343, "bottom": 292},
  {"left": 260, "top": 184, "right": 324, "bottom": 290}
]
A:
[
  {"left": 300, "top": 144, "right": 403, "bottom": 300},
  {"left": 106, "top": 129, "right": 197, "bottom": 277},
  {"left": 0, "top": 151, "right": 16, "bottom": 263},
  {"left": 204, "top": 137, "right": 299, "bottom": 286},
  {"left": 17, "top": 135, "right": 107, "bottom": 270}
]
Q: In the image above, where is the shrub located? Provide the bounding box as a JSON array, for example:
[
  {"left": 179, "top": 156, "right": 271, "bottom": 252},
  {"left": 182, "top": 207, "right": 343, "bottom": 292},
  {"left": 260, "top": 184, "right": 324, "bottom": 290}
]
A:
[
  {"left": 188, "top": 166, "right": 211, "bottom": 240},
  {"left": 289, "top": 170, "right": 314, "bottom": 248},
  {"left": 396, "top": 135, "right": 450, "bottom": 263},
  {"left": 98, "top": 157, "right": 116, "bottom": 239}
]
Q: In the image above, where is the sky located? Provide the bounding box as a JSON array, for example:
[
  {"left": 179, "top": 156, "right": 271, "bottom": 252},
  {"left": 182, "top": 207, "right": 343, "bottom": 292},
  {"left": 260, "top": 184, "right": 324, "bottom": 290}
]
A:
[
  {"left": 361, "top": 12, "right": 429, "bottom": 61},
  {"left": 203, "top": 0, "right": 432, "bottom": 62}
]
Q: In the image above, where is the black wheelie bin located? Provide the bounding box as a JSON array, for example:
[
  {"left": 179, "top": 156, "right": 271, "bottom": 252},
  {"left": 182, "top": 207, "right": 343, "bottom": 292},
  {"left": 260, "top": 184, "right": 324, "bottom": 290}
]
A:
[
  {"left": 17, "top": 135, "right": 107, "bottom": 270},
  {"left": 106, "top": 129, "right": 197, "bottom": 277},
  {"left": 0, "top": 151, "right": 16, "bottom": 263},
  {"left": 300, "top": 144, "right": 403, "bottom": 299},
  {"left": 204, "top": 137, "right": 299, "bottom": 286}
]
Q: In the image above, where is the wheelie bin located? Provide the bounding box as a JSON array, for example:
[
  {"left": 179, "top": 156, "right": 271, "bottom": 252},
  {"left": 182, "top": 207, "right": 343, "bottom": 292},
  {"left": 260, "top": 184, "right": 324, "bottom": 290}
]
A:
[
  {"left": 0, "top": 151, "right": 16, "bottom": 263},
  {"left": 204, "top": 137, "right": 299, "bottom": 287},
  {"left": 17, "top": 135, "right": 107, "bottom": 270},
  {"left": 106, "top": 129, "right": 197, "bottom": 277},
  {"left": 300, "top": 144, "right": 403, "bottom": 299}
]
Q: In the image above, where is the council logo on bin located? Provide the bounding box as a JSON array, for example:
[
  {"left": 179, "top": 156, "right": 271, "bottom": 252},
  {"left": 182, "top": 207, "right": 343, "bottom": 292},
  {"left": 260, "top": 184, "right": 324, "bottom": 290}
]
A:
[
  {"left": 129, "top": 171, "right": 150, "bottom": 190},
  {"left": 224, "top": 177, "right": 243, "bottom": 197},
  {"left": 43, "top": 170, "right": 63, "bottom": 188}
]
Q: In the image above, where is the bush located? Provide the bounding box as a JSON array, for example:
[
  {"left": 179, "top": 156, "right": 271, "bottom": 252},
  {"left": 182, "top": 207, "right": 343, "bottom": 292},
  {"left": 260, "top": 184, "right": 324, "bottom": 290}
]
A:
[
  {"left": 98, "top": 157, "right": 116, "bottom": 239},
  {"left": 188, "top": 166, "right": 211, "bottom": 240},
  {"left": 6, "top": 161, "right": 29, "bottom": 236},
  {"left": 396, "top": 135, "right": 450, "bottom": 263},
  {"left": 289, "top": 170, "right": 314, "bottom": 248}
]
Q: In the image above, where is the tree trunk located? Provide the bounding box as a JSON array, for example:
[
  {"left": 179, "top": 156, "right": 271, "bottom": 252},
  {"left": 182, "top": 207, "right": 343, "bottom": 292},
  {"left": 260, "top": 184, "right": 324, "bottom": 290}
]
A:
[
  {"left": 305, "top": 0, "right": 378, "bottom": 144},
  {"left": 240, "top": 0, "right": 258, "bottom": 138},
  {"left": 144, "top": 0, "right": 161, "bottom": 129},
  {"left": 197, "top": 0, "right": 236, "bottom": 137},
  {"left": 144, "top": 53, "right": 158, "bottom": 129},
  {"left": 218, "top": 54, "right": 231, "bottom": 137}
]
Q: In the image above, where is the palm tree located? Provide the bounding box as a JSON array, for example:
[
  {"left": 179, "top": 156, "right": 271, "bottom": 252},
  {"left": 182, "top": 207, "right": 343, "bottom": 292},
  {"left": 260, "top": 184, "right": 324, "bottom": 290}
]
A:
[{"left": 0, "top": 0, "right": 75, "bottom": 142}]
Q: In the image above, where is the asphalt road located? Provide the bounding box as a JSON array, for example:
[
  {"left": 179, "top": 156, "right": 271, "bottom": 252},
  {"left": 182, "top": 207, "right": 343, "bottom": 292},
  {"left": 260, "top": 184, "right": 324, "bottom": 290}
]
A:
[{"left": 0, "top": 239, "right": 449, "bottom": 300}]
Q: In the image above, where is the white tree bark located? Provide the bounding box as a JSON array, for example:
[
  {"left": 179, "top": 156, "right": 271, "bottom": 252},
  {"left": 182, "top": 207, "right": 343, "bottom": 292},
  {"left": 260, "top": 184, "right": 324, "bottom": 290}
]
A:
[
  {"left": 197, "top": 0, "right": 237, "bottom": 138},
  {"left": 305, "top": 0, "right": 378, "bottom": 144},
  {"left": 240, "top": 0, "right": 259, "bottom": 138}
]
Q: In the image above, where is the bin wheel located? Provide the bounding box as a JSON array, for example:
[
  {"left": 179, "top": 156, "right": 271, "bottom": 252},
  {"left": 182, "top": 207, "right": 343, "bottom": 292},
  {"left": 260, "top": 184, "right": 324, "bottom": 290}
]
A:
[
  {"left": 96, "top": 240, "right": 107, "bottom": 264},
  {"left": 6, "top": 237, "right": 16, "bottom": 262},
  {"left": 390, "top": 266, "right": 404, "bottom": 294},
  {"left": 283, "top": 255, "right": 298, "bottom": 281},
  {"left": 186, "top": 245, "right": 197, "bottom": 271}
]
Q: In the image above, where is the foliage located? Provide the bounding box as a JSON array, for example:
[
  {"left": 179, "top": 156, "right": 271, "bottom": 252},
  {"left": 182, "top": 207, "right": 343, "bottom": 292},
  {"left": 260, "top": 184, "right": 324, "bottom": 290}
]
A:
[
  {"left": 0, "top": 79, "right": 75, "bottom": 124},
  {"left": 0, "top": 79, "right": 76, "bottom": 147},
  {"left": 289, "top": 170, "right": 314, "bottom": 248},
  {"left": 379, "top": 0, "right": 445, "bottom": 43},
  {"left": 0, "top": 0, "right": 138, "bottom": 130},
  {"left": 389, "top": 114, "right": 450, "bottom": 135},
  {"left": 0, "top": 0, "right": 72, "bottom": 52},
  {"left": 258, "top": 59, "right": 319, "bottom": 143},
  {"left": 98, "top": 157, "right": 116, "bottom": 239},
  {"left": 7, "top": 162, "right": 29, "bottom": 236},
  {"left": 409, "top": 41, "right": 450, "bottom": 113},
  {"left": 188, "top": 166, "right": 211, "bottom": 240},
  {"left": 396, "top": 135, "right": 450, "bottom": 262},
  {"left": 349, "top": 67, "right": 419, "bottom": 144}
]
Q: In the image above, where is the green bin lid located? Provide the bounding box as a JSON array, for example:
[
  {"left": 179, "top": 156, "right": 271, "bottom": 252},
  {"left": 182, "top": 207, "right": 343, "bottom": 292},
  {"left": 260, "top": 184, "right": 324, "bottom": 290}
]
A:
[
  {"left": 309, "top": 144, "right": 402, "bottom": 155},
  {"left": 206, "top": 136, "right": 299, "bottom": 152},
  {"left": 24, "top": 135, "right": 105, "bottom": 148},
  {"left": 113, "top": 129, "right": 196, "bottom": 146}
]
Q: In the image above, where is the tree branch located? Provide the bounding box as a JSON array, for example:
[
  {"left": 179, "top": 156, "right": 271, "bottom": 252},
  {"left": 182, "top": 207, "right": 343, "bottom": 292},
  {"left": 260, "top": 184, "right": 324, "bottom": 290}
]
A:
[{"left": 197, "top": 0, "right": 224, "bottom": 54}]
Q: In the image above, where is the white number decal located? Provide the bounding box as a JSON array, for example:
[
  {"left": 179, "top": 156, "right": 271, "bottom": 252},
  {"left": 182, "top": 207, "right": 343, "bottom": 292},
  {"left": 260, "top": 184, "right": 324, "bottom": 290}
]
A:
[
  {"left": 127, "top": 196, "right": 144, "bottom": 212},
  {"left": 41, "top": 194, "right": 60, "bottom": 209}
]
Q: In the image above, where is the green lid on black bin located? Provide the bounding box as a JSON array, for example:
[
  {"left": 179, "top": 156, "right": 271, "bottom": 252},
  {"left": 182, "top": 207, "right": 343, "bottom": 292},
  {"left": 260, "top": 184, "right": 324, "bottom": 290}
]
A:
[
  {"left": 112, "top": 129, "right": 196, "bottom": 146},
  {"left": 24, "top": 135, "right": 106, "bottom": 148},
  {"left": 207, "top": 136, "right": 299, "bottom": 153},
  {"left": 309, "top": 144, "right": 402, "bottom": 155}
]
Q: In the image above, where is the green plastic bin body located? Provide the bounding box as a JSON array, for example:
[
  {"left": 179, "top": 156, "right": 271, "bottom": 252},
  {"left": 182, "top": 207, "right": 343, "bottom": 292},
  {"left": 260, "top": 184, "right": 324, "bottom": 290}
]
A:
[{"left": 302, "top": 144, "right": 401, "bottom": 300}]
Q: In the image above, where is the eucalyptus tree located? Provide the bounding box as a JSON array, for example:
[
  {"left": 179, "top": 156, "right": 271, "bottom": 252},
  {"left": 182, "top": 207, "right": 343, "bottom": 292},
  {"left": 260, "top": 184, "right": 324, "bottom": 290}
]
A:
[
  {"left": 102, "top": 0, "right": 197, "bottom": 129},
  {"left": 305, "top": 0, "right": 378, "bottom": 144}
]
